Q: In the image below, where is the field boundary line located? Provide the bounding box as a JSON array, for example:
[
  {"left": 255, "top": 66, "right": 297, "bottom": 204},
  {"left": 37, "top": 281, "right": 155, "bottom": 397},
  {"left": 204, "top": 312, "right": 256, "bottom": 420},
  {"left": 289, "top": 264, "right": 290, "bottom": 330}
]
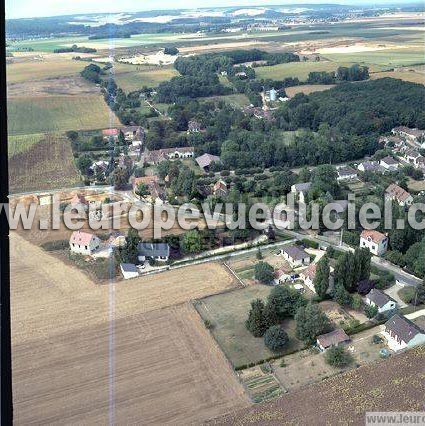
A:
[{"left": 223, "top": 262, "right": 247, "bottom": 288}]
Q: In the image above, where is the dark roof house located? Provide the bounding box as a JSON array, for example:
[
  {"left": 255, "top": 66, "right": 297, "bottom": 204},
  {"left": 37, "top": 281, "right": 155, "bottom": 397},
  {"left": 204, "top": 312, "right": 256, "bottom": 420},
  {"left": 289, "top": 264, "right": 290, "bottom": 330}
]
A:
[
  {"left": 317, "top": 329, "right": 350, "bottom": 350},
  {"left": 366, "top": 289, "right": 396, "bottom": 309},
  {"left": 138, "top": 242, "right": 170, "bottom": 259}
]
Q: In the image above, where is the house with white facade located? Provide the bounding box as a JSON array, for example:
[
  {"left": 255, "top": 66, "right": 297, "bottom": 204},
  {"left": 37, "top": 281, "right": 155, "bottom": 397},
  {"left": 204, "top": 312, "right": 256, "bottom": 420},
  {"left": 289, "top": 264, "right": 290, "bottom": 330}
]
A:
[
  {"left": 392, "top": 126, "right": 425, "bottom": 145},
  {"left": 382, "top": 314, "right": 425, "bottom": 352},
  {"left": 380, "top": 156, "right": 400, "bottom": 171},
  {"left": 385, "top": 184, "right": 414, "bottom": 207},
  {"left": 357, "top": 161, "right": 385, "bottom": 174},
  {"left": 69, "top": 231, "right": 101, "bottom": 255},
  {"left": 291, "top": 182, "right": 312, "bottom": 204},
  {"left": 280, "top": 246, "right": 310, "bottom": 268},
  {"left": 300, "top": 263, "right": 317, "bottom": 292},
  {"left": 360, "top": 230, "right": 388, "bottom": 256},
  {"left": 120, "top": 263, "right": 139, "bottom": 280},
  {"left": 336, "top": 166, "right": 358, "bottom": 182},
  {"left": 365, "top": 289, "right": 397, "bottom": 314},
  {"left": 138, "top": 242, "right": 170, "bottom": 263}
]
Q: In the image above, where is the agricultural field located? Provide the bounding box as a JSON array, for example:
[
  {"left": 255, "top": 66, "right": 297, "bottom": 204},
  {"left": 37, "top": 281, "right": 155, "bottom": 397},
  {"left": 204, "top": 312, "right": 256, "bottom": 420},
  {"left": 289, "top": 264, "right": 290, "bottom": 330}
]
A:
[
  {"left": 285, "top": 84, "right": 336, "bottom": 97},
  {"left": 209, "top": 346, "right": 425, "bottom": 425},
  {"left": 113, "top": 63, "right": 179, "bottom": 92},
  {"left": 6, "top": 58, "right": 87, "bottom": 84},
  {"left": 7, "top": 133, "right": 44, "bottom": 157},
  {"left": 371, "top": 70, "right": 425, "bottom": 85},
  {"left": 8, "top": 95, "right": 117, "bottom": 135},
  {"left": 322, "top": 48, "right": 425, "bottom": 68},
  {"left": 13, "top": 303, "right": 249, "bottom": 424},
  {"left": 9, "top": 134, "right": 81, "bottom": 193},
  {"left": 11, "top": 234, "right": 249, "bottom": 423},
  {"left": 201, "top": 93, "right": 251, "bottom": 108},
  {"left": 195, "top": 285, "right": 305, "bottom": 368}
]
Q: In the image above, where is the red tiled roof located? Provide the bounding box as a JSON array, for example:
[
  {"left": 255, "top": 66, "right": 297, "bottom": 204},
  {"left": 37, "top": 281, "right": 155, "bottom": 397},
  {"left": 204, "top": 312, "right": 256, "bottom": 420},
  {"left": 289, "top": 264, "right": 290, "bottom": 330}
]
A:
[
  {"left": 70, "top": 230, "right": 97, "bottom": 246},
  {"left": 385, "top": 184, "right": 412, "bottom": 203},
  {"left": 102, "top": 128, "right": 119, "bottom": 136},
  {"left": 360, "top": 230, "right": 387, "bottom": 244},
  {"left": 317, "top": 329, "right": 350, "bottom": 349},
  {"left": 301, "top": 263, "right": 317, "bottom": 280}
]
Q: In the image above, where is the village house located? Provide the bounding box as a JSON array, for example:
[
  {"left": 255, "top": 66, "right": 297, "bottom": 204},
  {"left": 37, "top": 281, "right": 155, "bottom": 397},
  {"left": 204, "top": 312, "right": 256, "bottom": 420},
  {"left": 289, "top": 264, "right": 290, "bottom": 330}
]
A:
[
  {"left": 212, "top": 180, "right": 228, "bottom": 198},
  {"left": 280, "top": 245, "right": 310, "bottom": 268},
  {"left": 336, "top": 166, "right": 358, "bottom": 182},
  {"left": 144, "top": 147, "right": 195, "bottom": 165},
  {"left": 392, "top": 126, "right": 425, "bottom": 145},
  {"left": 69, "top": 230, "right": 101, "bottom": 255},
  {"left": 360, "top": 230, "right": 388, "bottom": 256},
  {"left": 70, "top": 193, "right": 88, "bottom": 209},
  {"left": 380, "top": 134, "right": 404, "bottom": 149},
  {"left": 132, "top": 176, "right": 166, "bottom": 204},
  {"left": 274, "top": 267, "right": 291, "bottom": 285},
  {"left": 187, "top": 120, "right": 201, "bottom": 133},
  {"left": 290, "top": 182, "right": 312, "bottom": 204},
  {"left": 365, "top": 289, "right": 397, "bottom": 314},
  {"left": 317, "top": 329, "right": 350, "bottom": 351},
  {"left": 380, "top": 156, "right": 400, "bottom": 171},
  {"left": 300, "top": 263, "right": 317, "bottom": 292},
  {"left": 357, "top": 161, "right": 385, "bottom": 174},
  {"left": 138, "top": 242, "right": 170, "bottom": 263},
  {"left": 37, "top": 193, "right": 52, "bottom": 206},
  {"left": 102, "top": 128, "right": 119, "bottom": 140},
  {"left": 120, "top": 263, "right": 139, "bottom": 280},
  {"left": 385, "top": 183, "right": 414, "bottom": 206},
  {"left": 195, "top": 153, "right": 221, "bottom": 172},
  {"left": 382, "top": 314, "right": 425, "bottom": 352},
  {"left": 122, "top": 126, "right": 145, "bottom": 142},
  {"left": 403, "top": 148, "right": 422, "bottom": 165}
]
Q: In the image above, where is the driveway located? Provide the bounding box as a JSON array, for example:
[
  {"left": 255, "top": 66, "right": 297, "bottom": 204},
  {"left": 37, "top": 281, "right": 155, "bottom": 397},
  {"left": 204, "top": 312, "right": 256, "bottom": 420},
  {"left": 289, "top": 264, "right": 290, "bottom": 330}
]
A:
[{"left": 384, "top": 283, "right": 408, "bottom": 308}]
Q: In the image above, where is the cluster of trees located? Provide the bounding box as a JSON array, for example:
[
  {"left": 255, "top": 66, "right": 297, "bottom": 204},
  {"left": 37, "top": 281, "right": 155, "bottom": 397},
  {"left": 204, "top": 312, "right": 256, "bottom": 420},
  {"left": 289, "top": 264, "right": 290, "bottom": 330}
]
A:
[
  {"left": 80, "top": 63, "right": 103, "bottom": 84},
  {"left": 54, "top": 44, "right": 97, "bottom": 54},
  {"left": 307, "top": 64, "right": 369, "bottom": 85},
  {"left": 157, "top": 160, "right": 198, "bottom": 198},
  {"left": 246, "top": 286, "right": 332, "bottom": 350},
  {"left": 115, "top": 228, "right": 140, "bottom": 264},
  {"left": 156, "top": 74, "right": 231, "bottom": 104},
  {"left": 164, "top": 46, "right": 179, "bottom": 55},
  {"left": 276, "top": 78, "right": 425, "bottom": 135}
]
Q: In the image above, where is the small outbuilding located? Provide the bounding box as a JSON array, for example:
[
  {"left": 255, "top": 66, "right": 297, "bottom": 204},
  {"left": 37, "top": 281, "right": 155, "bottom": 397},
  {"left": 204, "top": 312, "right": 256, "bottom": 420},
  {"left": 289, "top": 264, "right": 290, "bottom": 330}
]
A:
[
  {"left": 120, "top": 263, "right": 139, "bottom": 280},
  {"left": 317, "top": 329, "right": 350, "bottom": 351}
]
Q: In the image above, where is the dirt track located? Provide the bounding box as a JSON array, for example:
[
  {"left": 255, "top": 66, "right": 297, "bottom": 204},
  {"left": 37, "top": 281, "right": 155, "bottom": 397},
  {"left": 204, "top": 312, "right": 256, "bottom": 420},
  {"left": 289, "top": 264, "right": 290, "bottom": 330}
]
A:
[{"left": 11, "top": 233, "right": 248, "bottom": 423}]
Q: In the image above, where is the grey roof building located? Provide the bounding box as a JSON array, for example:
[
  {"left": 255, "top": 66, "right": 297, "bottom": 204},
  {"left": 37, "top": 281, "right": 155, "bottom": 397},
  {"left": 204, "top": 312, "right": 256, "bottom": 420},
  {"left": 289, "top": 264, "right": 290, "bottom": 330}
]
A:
[{"left": 138, "top": 242, "right": 170, "bottom": 260}]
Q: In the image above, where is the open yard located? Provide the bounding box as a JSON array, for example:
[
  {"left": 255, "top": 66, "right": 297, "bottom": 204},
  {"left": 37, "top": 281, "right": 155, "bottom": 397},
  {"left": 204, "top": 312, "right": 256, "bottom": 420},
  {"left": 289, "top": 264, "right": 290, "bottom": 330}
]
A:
[
  {"left": 9, "top": 134, "right": 81, "bottom": 193},
  {"left": 8, "top": 95, "right": 118, "bottom": 135},
  {"left": 195, "top": 285, "right": 305, "bottom": 368},
  {"left": 210, "top": 346, "right": 425, "bottom": 425},
  {"left": 11, "top": 234, "right": 248, "bottom": 423},
  {"left": 408, "top": 178, "right": 425, "bottom": 193},
  {"left": 285, "top": 84, "right": 336, "bottom": 97}
]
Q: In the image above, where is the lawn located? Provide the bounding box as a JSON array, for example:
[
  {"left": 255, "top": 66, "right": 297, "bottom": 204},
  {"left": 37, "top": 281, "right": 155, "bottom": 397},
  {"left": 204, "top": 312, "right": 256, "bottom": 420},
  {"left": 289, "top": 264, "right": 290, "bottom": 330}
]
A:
[
  {"left": 8, "top": 95, "right": 119, "bottom": 135},
  {"left": 408, "top": 178, "right": 425, "bottom": 193},
  {"left": 195, "top": 285, "right": 305, "bottom": 368},
  {"left": 113, "top": 63, "right": 179, "bottom": 92},
  {"left": 201, "top": 93, "right": 250, "bottom": 108}
]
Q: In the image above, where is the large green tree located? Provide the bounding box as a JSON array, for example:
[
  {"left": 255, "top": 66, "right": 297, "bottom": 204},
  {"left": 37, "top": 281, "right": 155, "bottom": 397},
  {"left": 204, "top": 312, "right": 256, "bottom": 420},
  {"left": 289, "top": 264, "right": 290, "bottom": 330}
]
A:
[
  {"left": 264, "top": 325, "right": 289, "bottom": 351},
  {"left": 246, "top": 299, "right": 268, "bottom": 337},
  {"left": 181, "top": 230, "right": 202, "bottom": 254},
  {"left": 314, "top": 255, "right": 330, "bottom": 298},
  {"left": 254, "top": 262, "right": 275, "bottom": 285},
  {"left": 264, "top": 286, "right": 306, "bottom": 325},
  {"left": 295, "top": 303, "right": 331, "bottom": 344}
]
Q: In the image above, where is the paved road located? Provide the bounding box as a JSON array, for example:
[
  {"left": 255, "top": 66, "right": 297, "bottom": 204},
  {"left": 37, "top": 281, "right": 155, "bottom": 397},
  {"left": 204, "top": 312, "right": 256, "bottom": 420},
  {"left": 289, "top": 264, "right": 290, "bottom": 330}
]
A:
[{"left": 278, "top": 228, "right": 422, "bottom": 288}]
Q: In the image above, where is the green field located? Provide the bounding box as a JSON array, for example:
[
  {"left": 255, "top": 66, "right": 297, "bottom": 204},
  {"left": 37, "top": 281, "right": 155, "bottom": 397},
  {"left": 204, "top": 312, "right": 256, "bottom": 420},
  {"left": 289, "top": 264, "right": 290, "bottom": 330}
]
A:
[
  {"left": 8, "top": 133, "right": 45, "bottom": 157},
  {"left": 8, "top": 95, "right": 118, "bottom": 135},
  {"left": 113, "top": 63, "right": 179, "bottom": 92},
  {"left": 201, "top": 93, "right": 251, "bottom": 108},
  {"left": 195, "top": 285, "right": 304, "bottom": 368},
  {"left": 322, "top": 49, "right": 425, "bottom": 68},
  {"left": 255, "top": 61, "right": 387, "bottom": 82}
]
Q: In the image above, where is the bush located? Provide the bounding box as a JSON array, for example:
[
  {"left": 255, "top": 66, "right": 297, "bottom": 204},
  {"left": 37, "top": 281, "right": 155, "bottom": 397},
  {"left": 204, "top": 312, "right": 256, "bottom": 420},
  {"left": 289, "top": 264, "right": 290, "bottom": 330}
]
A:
[
  {"left": 220, "top": 170, "right": 230, "bottom": 177},
  {"left": 398, "top": 287, "right": 416, "bottom": 304},
  {"left": 302, "top": 239, "right": 319, "bottom": 249},
  {"left": 364, "top": 304, "right": 379, "bottom": 319},
  {"left": 204, "top": 319, "right": 214, "bottom": 329},
  {"left": 41, "top": 239, "right": 69, "bottom": 251},
  {"left": 264, "top": 325, "right": 289, "bottom": 351},
  {"left": 325, "top": 345, "right": 353, "bottom": 367},
  {"left": 254, "top": 261, "right": 275, "bottom": 284}
]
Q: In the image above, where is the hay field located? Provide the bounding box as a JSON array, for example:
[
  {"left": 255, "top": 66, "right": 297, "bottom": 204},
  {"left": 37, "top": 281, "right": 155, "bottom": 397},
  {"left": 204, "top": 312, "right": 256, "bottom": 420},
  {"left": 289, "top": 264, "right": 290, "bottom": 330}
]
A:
[
  {"left": 9, "top": 134, "right": 81, "bottom": 193},
  {"left": 6, "top": 59, "right": 87, "bottom": 84},
  {"left": 7, "top": 133, "right": 44, "bottom": 157},
  {"left": 113, "top": 63, "right": 179, "bottom": 92},
  {"left": 10, "top": 233, "right": 236, "bottom": 343},
  {"left": 11, "top": 234, "right": 247, "bottom": 424},
  {"left": 13, "top": 303, "right": 249, "bottom": 425},
  {"left": 8, "top": 95, "right": 117, "bottom": 135},
  {"left": 371, "top": 70, "right": 425, "bottom": 85},
  {"left": 285, "top": 84, "right": 335, "bottom": 97}
]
